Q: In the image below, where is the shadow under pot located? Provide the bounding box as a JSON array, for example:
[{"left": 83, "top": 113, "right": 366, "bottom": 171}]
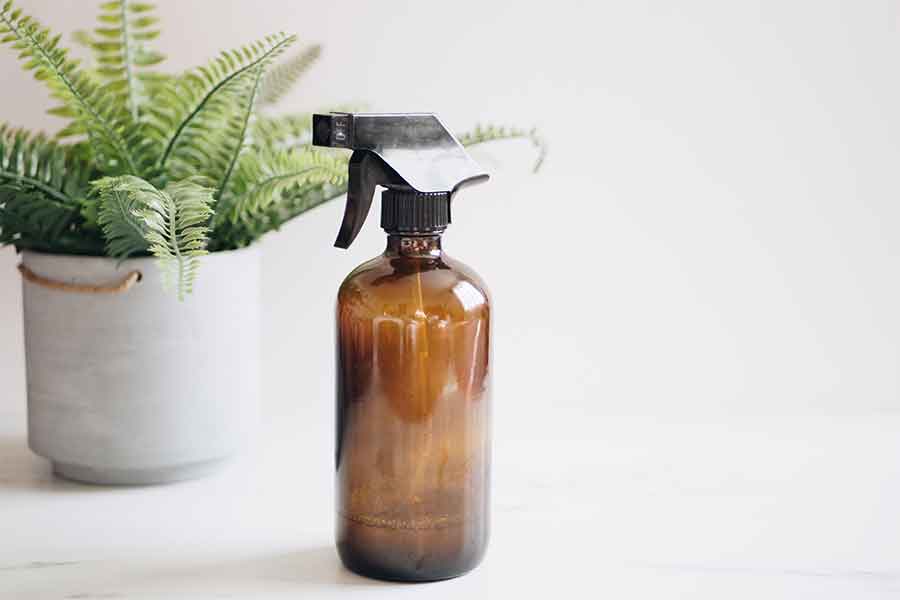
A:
[{"left": 19, "top": 246, "right": 261, "bottom": 485}]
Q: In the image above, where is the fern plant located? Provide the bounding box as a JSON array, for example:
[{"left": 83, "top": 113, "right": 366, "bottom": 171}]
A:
[{"left": 0, "top": 0, "right": 543, "bottom": 299}]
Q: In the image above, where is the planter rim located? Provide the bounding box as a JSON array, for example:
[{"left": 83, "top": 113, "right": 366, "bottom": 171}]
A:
[{"left": 21, "top": 243, "right": 259, "bottom": 264}]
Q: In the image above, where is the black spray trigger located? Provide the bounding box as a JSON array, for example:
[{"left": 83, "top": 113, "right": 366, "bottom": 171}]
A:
[
  {"left": 335, "top": 151, "right": 404, "bottom": 249},
  {"left": 313, "top": 112, "right": 489, "bottom": 249}
]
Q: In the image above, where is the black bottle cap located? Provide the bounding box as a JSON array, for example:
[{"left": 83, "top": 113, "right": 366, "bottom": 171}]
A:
[{"left": 380, "top": 187, "right": 451, "bottom": 234}]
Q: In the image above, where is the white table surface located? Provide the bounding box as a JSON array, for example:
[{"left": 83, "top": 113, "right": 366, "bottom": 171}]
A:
[{"left": 2, "top": 407, "right": 898, "bottom": 599}]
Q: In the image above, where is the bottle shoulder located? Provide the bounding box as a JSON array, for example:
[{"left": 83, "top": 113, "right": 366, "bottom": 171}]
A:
[{"left": 337, "top": 253, "right": 490, "bottom": 320}]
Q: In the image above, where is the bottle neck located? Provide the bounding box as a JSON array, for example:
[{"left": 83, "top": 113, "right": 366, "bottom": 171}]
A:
[{"left": 385, "top": 233, "right": 443, "bottom": 258}]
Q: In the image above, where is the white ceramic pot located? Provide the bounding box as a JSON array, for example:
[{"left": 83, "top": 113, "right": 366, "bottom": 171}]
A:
[{"left": 20, "top": 246, "right": 261, "bottom": 485}]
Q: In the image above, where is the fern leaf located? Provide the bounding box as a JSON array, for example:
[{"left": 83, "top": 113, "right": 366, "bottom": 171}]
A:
[
  {"left": 90, "top": 175, "right": 214, "bottom": 296},
  {"left": 71, "top": 29, "right": 93, "bottom": 49},
  {"left": 218, "top": 146, "right": 347, "bottom": 227},
  {"left": 209, "top": 180, "right": 344, "bottom": 251},
  {"left": 458, "top": 124, "right": 547, "bottom": 172},
  {"left": 0, "top": 187, "right": 74, "bottom": 246},
  {"left": 251, "top": 112, "right": 314, "bottom": 148},
  {"left": 257, "top": 43, "right": 321, "bottom": 107},
  {"left": 0, "top": 2, "right": 139, "bottom": 174},
  {"left": 0, "top": 125, "right": 95, "bottom": 250},
  {"left": 92, "top": 175, "right": 151, "bottom": 260},
  {"left": 86, "top": 0, "right": 166, "bottom": 121},
  {"left": 147, "top": 33, "right": 296, "bottom": 181},
  {"left": 262, "top": 180, "right": 344, "bottom": 230},
  {"left": 0, "top": 124, "right": 93, "bottom": 204},
  {"left": 133, "top": 177, "right": 215, "bottom": 299},
  {"left": 216, "top": 63, "right": 264, "bottom": 202}
]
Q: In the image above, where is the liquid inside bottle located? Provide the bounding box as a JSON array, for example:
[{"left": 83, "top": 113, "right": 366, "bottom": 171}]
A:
[{"left": 335, "top": 234, "right": 491, "bottom": 581}]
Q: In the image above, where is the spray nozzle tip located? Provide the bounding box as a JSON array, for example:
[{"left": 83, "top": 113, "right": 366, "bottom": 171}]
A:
[{"left": 313, "top": 113, "right": 352, "bottom": 149}]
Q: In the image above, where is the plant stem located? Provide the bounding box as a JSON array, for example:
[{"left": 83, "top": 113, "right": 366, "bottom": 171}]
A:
[
  {"left": 112, "top": 187, "right": 146, "bottom": 243},
  {"left": 120, "top": 0, "right": 139, "bottom": 122},
  {"left": 217, "top": 64, "right": 263, "bottom": 201},
  {"left": 165, "top": 192, "right": 185, "bottom": 300}
]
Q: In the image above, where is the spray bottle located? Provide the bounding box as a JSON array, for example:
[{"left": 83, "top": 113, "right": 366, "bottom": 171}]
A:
[{"left": 314, "top": 112, "right": 491, "bottom": 581}]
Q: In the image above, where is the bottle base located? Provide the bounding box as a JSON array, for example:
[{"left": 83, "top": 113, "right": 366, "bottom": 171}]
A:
[{"left": 337, "top": 541, "right": 483, "bottom": 583}]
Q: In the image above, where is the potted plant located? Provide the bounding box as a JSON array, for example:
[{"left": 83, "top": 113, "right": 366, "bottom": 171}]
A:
[{"left": 0, "top": 0, "right": 543, "bottom": 485}]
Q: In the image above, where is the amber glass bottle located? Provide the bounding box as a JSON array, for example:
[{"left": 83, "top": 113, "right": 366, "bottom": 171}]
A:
[{"left": 336, "top": 219, "right": 491, "bottom": 581}]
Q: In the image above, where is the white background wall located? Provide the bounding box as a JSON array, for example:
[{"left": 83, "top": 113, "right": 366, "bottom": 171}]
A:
[{"left": 1, "top": 0, "right": 898, "bottom": 423}]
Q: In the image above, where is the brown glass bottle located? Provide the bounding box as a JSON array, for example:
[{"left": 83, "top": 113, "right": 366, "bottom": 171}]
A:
[{"left": 335, "top": 233, "right": 491, "bottom": 582}]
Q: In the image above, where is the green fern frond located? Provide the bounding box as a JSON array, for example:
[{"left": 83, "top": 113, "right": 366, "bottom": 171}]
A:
[
  {"left": 261, "top": 180, "right": 344, "bottom": 231},
  {"left": 0, "top": 124, "right": 93, "bottom": 204},
  {"left": 209, "top": 180, "right": 344, "bottom": 251},
  {"left": 71, "top": 29, "right": 93, "bottom": 49},
  {"left": 75, "top": 0, "right": 169, "bottom": 176},
  {"left": 0, "top": 187, "right": 74, "bottom": 247},
  {"left": 251, "top": 112, "right": 314, "bottom": 148},
  {"left": 96, "top": 175, "right": 214, "bottom": 298},
  {"left": 458, "top": 123, "right": 546, "bottom": 172},
  {"left": 0, "top": 124, "right": 97, "bottom": 249},
  {"left": 146, "top": 33, "right": 296, "bottom": 180},
  {"left": 257, "top": 43, "right": 321, "bottom": 107},
  {"left": 0, "top": 1, "right": 139, "bottom": 174},
  {"left": 137, "top": 177, "right": 214, "bottom": 299},
  {"left": 92, "top": 174, "right": 151, "bottom": 260},
  {"left": 215, "top": 62, "right": 265, "bottom": 201},
  {"left": 219, "top": 146, "right": 347, "bottom": 226},
  {"left": 87, "top": 0, "right": 165, "bottom": 121}
]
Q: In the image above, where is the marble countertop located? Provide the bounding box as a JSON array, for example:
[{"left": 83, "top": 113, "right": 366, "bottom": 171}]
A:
[{"left": 2, "top": 412, "right": 898, "bottom": 599}]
